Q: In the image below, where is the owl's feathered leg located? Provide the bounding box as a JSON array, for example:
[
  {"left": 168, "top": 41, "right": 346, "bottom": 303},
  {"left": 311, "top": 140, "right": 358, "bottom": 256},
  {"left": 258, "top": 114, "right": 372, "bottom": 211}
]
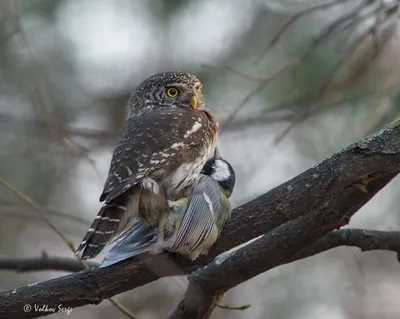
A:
[
  {"left": 76, "top": 195, "right": 129, "bottom": 259},
  {"left": 76, "top": 178, "right": 164, "bottom": 259}
]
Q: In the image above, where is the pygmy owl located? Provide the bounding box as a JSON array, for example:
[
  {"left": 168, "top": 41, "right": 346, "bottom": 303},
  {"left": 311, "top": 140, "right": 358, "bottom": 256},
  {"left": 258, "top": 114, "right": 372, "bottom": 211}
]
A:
[{"left": 76, "top": 71, "right": 218, "bottom": 259}]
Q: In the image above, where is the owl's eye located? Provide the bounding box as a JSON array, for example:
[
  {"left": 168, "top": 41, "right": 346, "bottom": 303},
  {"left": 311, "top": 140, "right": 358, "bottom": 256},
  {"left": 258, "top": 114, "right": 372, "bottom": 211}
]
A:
[{"left": 166, "top": 87, "right": 179, "bottom": 98}]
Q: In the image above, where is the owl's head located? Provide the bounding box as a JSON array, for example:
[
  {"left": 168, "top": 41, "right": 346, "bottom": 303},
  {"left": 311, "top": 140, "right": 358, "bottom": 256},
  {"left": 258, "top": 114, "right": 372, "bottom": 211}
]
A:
[{"left": 128, "top": 71, "right": 205, "bottom": 112}]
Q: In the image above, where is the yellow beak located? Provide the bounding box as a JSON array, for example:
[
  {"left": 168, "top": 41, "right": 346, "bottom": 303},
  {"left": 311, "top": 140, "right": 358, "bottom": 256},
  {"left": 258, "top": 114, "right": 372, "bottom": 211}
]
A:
[{"left": 191, "top": 95, "right": 198, "bottom": 109}]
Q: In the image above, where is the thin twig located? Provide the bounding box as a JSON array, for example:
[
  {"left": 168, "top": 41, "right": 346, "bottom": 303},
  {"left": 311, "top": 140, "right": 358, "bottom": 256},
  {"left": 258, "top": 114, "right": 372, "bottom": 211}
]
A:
[
  {"left": 220, "top": 59, "right": 299, "bottom": 132},
  {"left": 256, "top": 0, "right": 350, "bottom": 63},
  {"left": 216, "top": 303, "right": 251, "bottom": 311},
  {"left": 202, "top": 64, "right": 268, "bottom": 82},
  {"left": 0, "top": 177, "right": 137, "bottom": 319},
  {"left": 272, "top": 2, "right": 394, "bottom": 144},
  {"left": 0, "top": 256, "right": 98, "bottom": 273}
]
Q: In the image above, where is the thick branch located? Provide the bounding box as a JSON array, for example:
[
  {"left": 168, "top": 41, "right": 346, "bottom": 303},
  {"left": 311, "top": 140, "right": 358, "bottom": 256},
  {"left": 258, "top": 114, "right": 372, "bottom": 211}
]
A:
[
  {"left": 294, "top": 228, "right": 400, "bottom": 261},
  {"left": 169, "top": 172, "right": 395, "bottom": 318},
  {"left": 3, "top": 229, "right": 399, "bottom": 275},
  {"left": 0, "top": 257, "right": 98, "bottom": 273},
  {"left": 0, "top": 122, "right": 400, "bottom": 318}
]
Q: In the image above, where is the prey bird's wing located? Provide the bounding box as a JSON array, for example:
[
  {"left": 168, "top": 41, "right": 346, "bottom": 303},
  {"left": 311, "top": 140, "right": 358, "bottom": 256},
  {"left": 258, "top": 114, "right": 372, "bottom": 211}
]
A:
[
  {"left": 99, "top": 219, "right": 157, "bottom": 268},
  {"left": 171, "top": 175, "right": 222, "bottom": 253}
]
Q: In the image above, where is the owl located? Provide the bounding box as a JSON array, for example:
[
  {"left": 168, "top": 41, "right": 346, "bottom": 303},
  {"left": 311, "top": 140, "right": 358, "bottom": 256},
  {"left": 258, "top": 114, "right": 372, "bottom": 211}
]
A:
[{"left": 76, "top": 71, "right": 218, "bottom": 259}]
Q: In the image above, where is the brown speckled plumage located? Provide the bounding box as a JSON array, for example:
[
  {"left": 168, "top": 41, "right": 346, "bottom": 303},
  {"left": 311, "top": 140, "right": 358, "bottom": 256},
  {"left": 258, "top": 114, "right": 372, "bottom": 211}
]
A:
[{"left": 76, "top": 71, "right": 218, "bottom": 259}]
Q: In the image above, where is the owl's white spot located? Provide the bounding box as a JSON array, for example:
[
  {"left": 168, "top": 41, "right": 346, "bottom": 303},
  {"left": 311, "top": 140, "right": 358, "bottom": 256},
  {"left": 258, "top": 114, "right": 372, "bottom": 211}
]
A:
[
  {"left": 159, "top": 152, "right": 170, "bottom": 158},
  {"left": 150, "top": 160, "right": 159, "bottom": 164},
  {"left": 124, "top": 165, "right": 133, "bottom": 176},
  {"left": 171, "top": 142, "right": 185, "bottom": 149},
  {"left": 122, "top": 183, "right": 133, "bottom": 193},
  {"left": 114, "top": 173, "right": 122, "bottom": 182},
  {"left": 202, "top": 193, "right": 214, "bottom": 217},
  {"left": 108, "top": 204, "right": 127, "bottom": 211},
  {"left": 96, "top": 216, "right": 120, "bottom": 222},
  {"left": 88, "top": 228, "right": 95, "bottom": 233},
  {"left": 211, "top": 160, "right": 231, "bottom": 182},
  {"left": 80, "top": 240, "right": 87, "bottom": 245},
  {"left": 184, "top": 122, "right": 202, "bottom": 138}
]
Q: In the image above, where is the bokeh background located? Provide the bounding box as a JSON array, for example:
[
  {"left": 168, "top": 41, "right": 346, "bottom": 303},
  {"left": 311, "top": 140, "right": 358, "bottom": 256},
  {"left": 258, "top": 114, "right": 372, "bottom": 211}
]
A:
[{"left": 1, "top": 0, "right": 400, "bottom": 318}]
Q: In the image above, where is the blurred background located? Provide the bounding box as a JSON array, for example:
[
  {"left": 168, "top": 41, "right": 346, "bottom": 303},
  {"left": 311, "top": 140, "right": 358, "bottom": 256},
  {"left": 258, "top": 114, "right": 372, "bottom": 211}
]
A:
[{"left": 1, "top": 0, "right": 400, "bottom": 318}]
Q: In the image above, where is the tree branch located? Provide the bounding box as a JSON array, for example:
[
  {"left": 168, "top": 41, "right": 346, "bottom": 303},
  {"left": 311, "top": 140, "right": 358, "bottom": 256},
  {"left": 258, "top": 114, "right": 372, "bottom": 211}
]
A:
[
  {"left": 0, "top": 257, "right": 98, "bottom": 273},
  {"left": 0, "top": 121, "right": 400, "bottom": 318},
  {"left": 294, "top": 228, "right": 400, "bottom": 261},
  {"left": 169, "top": 172, "right": 394, "bottom": 318}
]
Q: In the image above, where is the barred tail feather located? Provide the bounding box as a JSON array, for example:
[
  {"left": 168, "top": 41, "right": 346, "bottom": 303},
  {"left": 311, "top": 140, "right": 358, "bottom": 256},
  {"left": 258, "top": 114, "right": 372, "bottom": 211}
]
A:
[{"left": 76, "top": 201, "right": 127, "bottom": 259}]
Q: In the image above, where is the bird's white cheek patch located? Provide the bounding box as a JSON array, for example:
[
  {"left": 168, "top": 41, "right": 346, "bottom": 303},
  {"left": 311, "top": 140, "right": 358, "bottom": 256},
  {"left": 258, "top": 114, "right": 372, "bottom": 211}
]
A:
[
  {"left": 184, "top": 122, "right": 202, "bottom": 138},
  {"left": 212, "top": 160, "right": 231, "bottom": 181}
]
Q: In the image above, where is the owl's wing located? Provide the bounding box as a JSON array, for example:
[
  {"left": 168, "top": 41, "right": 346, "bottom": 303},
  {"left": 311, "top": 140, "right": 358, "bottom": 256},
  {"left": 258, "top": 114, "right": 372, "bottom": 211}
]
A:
[
  {"left": 170, "top": 175, "right": 222, "bottom": 254},
  {"left": 100, "top": 107, "right": 214, "bottom": 203}
]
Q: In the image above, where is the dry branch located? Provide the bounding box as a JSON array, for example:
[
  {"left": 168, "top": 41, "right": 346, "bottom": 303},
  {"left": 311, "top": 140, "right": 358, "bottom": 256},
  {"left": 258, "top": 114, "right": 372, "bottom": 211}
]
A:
[
  {"left": 0, "top": 257, "right": 98, "bottom": 273},
  {"left": 170, "top": 173, "right": 394, "bottom": 318},
  {"left": 0, "top": 121, "right": 400, "bottom": 319}
]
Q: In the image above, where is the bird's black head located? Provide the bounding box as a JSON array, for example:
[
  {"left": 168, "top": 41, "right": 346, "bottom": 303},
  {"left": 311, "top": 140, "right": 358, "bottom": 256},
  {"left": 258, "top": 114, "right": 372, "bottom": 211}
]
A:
[{"left": 201, "top": 149, "right": 236, "bottom": 198}]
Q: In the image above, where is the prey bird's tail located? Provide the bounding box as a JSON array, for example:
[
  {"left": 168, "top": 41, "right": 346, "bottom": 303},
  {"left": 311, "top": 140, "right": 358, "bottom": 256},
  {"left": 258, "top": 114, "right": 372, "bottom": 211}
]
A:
[
  {"left": 76, "top": 196, "right": 128, "bottom": 259},
  {"left": 100, "top": 219, "right": 157, "bottom": 268}
]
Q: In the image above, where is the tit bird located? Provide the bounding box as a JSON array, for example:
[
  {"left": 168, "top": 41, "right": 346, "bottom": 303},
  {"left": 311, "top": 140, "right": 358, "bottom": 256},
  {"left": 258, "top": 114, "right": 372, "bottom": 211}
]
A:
[
  {"left": 76, "top": 72, "right": 218, "bottom": 259},
  {"left": 100, "top": 149, "right": 235, "bottom": 268}
]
